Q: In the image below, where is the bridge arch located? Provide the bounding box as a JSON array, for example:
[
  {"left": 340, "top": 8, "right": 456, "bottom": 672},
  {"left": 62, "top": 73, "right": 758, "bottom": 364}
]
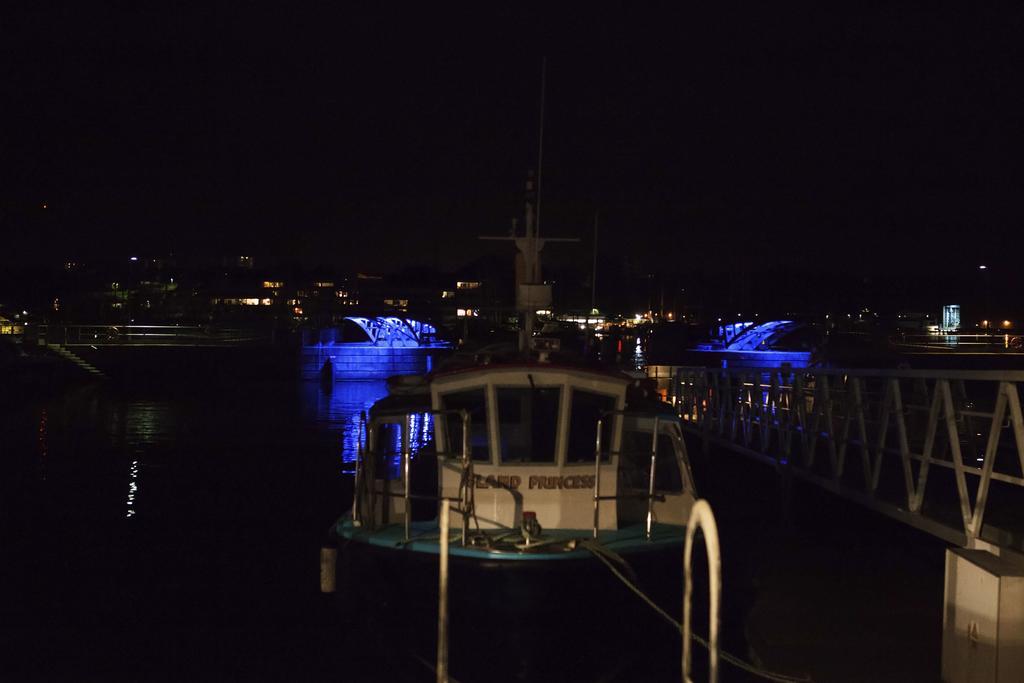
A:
[{"left": 343, "top": 316, "right": 439, "bottom": 347}]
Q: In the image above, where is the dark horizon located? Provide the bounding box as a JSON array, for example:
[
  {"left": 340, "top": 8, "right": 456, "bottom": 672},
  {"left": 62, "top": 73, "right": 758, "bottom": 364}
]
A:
[{"left": 4, "top": 7, "right": 1023, "bottom": 284}]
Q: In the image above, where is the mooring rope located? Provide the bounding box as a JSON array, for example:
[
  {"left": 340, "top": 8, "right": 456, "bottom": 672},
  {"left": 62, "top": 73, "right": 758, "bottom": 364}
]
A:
[{"left": 579, "top": 539, "right": 812, "bottom": 683}]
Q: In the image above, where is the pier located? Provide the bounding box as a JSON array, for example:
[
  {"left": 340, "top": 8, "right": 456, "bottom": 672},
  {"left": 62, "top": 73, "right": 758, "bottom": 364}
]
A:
[
  {"left": 659, "top": 365, "right": 1024, "bottom": 681},
  {"left": 25, "top": 324, "right": 274, "bottom": 348}
]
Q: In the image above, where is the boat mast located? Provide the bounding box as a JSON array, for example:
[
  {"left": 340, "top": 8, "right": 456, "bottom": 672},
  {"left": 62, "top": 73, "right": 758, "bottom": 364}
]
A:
[
  {"left": 535, "top": 57, "right": 546, "bottom": 239},
  {"left": 480, "top": 59, "right": 576, "bottom": 353}
]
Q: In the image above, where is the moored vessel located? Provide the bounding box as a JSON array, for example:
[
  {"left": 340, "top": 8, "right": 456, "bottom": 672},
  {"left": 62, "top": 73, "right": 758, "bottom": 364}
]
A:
[{"left": 321, "top": 176, "right": 703, "bottom": 681}]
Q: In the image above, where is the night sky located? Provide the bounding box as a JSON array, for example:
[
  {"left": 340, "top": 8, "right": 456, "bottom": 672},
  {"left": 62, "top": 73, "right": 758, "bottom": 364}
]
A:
[{"left": 4, "top": 6, "right": 1023, "bottom": 280}]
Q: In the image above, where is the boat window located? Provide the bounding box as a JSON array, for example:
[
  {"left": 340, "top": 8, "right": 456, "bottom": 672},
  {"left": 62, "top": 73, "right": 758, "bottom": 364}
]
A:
[
  {"left": 565, "top": 390, "right": 617, "bottom": 462},
  {"left": 497, "top": 387, "right": 560, "bottom": 463},
  {"left": 439, "top": 389, "right": 490, "bottom": 461},
  {"left": 373, "top": 421, "right": 403, "bottom": 479},
  {"left": 619, "top": 430, "right": 683, "bottom": 492}
]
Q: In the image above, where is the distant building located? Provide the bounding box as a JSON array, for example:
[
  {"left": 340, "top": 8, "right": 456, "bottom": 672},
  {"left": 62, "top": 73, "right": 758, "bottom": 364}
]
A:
[
  {"left": 942, "top": 304, "right": 961, "bottom": 333},
  {"left": 224, "top": 255, "right": 255, "bottom": 269}
]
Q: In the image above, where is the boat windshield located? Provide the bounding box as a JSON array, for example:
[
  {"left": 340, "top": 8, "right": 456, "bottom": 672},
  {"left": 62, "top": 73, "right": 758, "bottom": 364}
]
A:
[
  {"left": 620, "top": 430, "right": 684, "bottom": 492},
  {"left": 439, "top": 389, "right": 490, "bottom": 460},
  {"left": 565, "top": 389, "right": 616, "bottom": 462},
  {"left": 497, "top": 386, "right": 560, "bottom": 463}
]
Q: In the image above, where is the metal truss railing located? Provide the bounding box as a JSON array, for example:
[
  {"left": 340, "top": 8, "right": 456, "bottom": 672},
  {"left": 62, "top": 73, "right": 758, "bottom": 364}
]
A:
[
  {"left": 25, "top": 324, "right": 270, "bottom": 347},
  {"left": 670, "top": 366, "right": 1024, "bottom": 551}
]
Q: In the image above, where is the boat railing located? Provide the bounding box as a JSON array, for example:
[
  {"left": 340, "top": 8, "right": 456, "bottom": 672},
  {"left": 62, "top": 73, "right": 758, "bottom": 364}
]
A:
[
  {"left": 592, "top": 410, "right": 665, "bottom": 540},
  {"left": 354, "top": 408, "right": 474, "bottom": 544}
]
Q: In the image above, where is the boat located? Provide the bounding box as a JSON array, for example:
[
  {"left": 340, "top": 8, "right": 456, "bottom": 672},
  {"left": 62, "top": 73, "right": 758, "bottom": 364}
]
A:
[{"left": 320, "top": 177, "right": 705, "bottom": 682}]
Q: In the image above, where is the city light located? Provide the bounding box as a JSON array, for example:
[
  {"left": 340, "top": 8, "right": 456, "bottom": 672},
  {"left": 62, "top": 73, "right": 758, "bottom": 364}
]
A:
[{"left": 979, "top": 265, "right": 988, "bottom": 270}]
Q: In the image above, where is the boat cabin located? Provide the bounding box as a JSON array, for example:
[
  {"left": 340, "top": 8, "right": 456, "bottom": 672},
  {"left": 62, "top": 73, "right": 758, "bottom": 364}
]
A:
[{"left": 360, "top": 362, "right": 696, "bottom": 536}]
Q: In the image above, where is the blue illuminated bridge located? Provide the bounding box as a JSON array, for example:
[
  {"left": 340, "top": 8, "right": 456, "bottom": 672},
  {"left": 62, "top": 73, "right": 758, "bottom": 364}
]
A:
[
  {"left": 692, "top": 320, "right": 813, "bottom": 369},
  {"left": 302, "top": 316, "right": 451, "bottom": 380}
]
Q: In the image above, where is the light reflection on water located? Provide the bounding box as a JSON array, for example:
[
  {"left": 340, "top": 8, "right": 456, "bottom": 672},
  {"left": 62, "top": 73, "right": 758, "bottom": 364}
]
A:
[
  {"left": 37, "top": 409, "right": 48, "bottom": 481},
  {"left": 375, "top": 411, "right": 433, "bottom": 479},
  {"left": 126, "top": 460, "right": 139, "bottom": 518},
  {"left": 108, "top": 401, "right": 177, "bottom": 521},
  {"left": 300, "top": 380, "right": 432, "bottom": 477},
  {"left": 20, "top": 380, "right": 433, "bottom": 522}
]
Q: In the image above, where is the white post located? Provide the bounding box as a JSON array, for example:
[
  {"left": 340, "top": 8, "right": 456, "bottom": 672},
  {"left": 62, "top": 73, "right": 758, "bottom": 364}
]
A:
[{"left": 437, "top": 499, "right": 451, "bottom": 683}]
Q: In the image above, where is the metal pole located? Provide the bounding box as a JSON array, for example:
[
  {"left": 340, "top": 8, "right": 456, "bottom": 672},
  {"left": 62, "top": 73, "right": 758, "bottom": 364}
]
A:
[
  {"left": 403, "top": 413, "right": 412, "bottom": 543},
  {"left": 646, "top": 416, "right": 660, "bottom": 540},
  {"left": 461, "top": 410, "right": 471, "bottom": 546},
  {"left": 682, "top": 499, "right": 721, "bottom": 683},
  {"left": 535, "top": 56, "right": 546, "bottom": 239},
  {"left": 352, "top": 412, "right": 366, "bottom": 525},
  {"left": 591, "top": 210, "right": 599, "bottom": 312},
  {"left": 592, "top": 418, "right": 603, "bottom": 539},
  {"left": 437, "top": 498, "right": 450, "bottom": 683},
  {"left": 366, "top": 422, "right": 377, "bottom": 530}
]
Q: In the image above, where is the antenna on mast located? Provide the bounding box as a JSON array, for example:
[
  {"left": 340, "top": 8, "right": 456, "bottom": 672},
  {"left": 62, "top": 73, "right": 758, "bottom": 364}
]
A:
[
  {"left": 535, "top": 57, "right": 547, "bottom": 239},
  {"left": 591, "top": 210, "right": 599, "bottom": 312}
]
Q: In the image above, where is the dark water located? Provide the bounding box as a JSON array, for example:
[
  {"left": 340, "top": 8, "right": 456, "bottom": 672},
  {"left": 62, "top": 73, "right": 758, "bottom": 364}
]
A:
[
  {"left": 1, "top": 365, "right": 379, "bottom": 682},
  {"left": 1, "top": 350, "right": 946, "bottom": 682}
]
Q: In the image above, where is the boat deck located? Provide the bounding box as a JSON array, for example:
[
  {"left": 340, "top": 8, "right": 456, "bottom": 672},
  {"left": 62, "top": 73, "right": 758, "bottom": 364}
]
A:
[{"left": 337, "top": 518, "right": 687, "bottom": 561}]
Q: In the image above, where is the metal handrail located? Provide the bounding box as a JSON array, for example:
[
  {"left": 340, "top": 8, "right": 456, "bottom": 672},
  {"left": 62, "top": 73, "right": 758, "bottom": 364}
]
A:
[
  {"left": 30, "top": 323, "right": 271, "bottom": 347},
  {"left": 591, "top": 410, "right": 666, "bottom": 540},
  {"left": 669, "top": 365, "right": 1024, "bottom": 552},
  {"left": 646, "top": 416, "right": 661, "bottom": 540}
]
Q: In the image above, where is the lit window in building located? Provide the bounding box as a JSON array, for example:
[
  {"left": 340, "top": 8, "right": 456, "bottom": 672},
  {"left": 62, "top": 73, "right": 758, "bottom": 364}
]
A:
[
  {"left": 384, "top": 298, "right": 409, "bottom": 308},
  {"left": 336, "top": 290, "right": 349, "bottom": 299},
  {"left": 456, "top": 281, "right": 481, "bottom": 290},
  {"left": 441, "top": 290, "right": 455, "bottom": 299},
  {"left": 263, "top": 280, "right": 284, "bottom": 289},
  {"left": 315, "top": 281, "right": 334, "bottom": 288},
  {"left": 260, "top": 298, "right": 272, "bottom": 306},
  {"left": 457, "top": 309, "right": 479, "bottom": 317}
]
